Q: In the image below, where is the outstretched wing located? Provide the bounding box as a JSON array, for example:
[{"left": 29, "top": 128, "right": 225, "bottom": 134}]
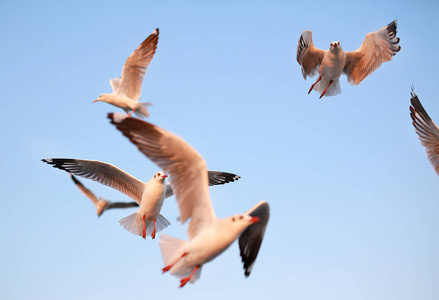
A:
[
  {"left": 42, "top": 158, "right": 145, "bottom": 204},
  {"left": 117, "top": 28, "right": 159, "bottom": 100},
  {"left": 409, "top": 88, "right": 439, "bottom": 176},
  {"left": 70, "top": 174, "right": 99, "bottom": 205},
  {"left": 106, "top": 202, "right": 139, "bottom": 209},
  {"left": 296, "top": 30, "right": 325, "bottom": 80},
  {"left": 109, "top": 113, "right": 216, "bottom": 239},
  {"left": 344, "top": 20, "right": 401, "bottom": 85},
  {"left": 239, "top": 201, "right": 270, "bottom": 277},
  {"left": 164, "top": 171, "right": 241, "bottom": 199}
]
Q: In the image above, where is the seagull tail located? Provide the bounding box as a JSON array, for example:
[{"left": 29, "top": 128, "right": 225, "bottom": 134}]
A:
[
  {"left": 156, "top": 214, "right": 171, "bottom": 233},
  {"left": 119, "top": 212, "right": 144, "bottom": 237},
  {"left": 314, "top": 79, "right": 341, "bottom": 97},
  {"left": 133, "top": 102, "right": 153, "bottom": 118}
]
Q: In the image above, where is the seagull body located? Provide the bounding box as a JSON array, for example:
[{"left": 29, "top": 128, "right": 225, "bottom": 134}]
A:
[
  {"left": 94, "top": 28, "right": 159, "bottom": 118},
  {"left": 409, "top": 88, "right": 439, "bottom": 176},
  {"left": 43, "top": 159, "right": 242, "bottom": 238},
  {"left": 109, "top": 113, "right": 269, "bottom": 287},
  {"left": 297, "top": 20, "right": 401, "bottom": 98},
  {"left": 70, "top": 174, "right": 138, "bottom": 217}
]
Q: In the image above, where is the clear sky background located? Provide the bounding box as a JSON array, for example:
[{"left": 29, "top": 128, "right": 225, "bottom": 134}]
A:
[{"left": 1, "top": 0, "right": 439, "bottom": 299}]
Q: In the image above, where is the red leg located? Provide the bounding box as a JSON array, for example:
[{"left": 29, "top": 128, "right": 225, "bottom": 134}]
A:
[
  {"left": 319, "top": 80, "right": 333, "bottom": 99},
  {"left": 179, "top": 265, "right": 200, "bottom": 288},
  {"left": 162, "top": 252, "right": 187, "bottom": 273},
  {"left": 127, "top": 108, "right": 135, "bottom": 117},
  {"left": 151, "top": 218, "right": 156, "bottom": 239},
  {"left": 142, "top": 215, "right": 146, "bottom": 239},
  {"left": 308, "top": 76, "right": 322, "bottom": 94}
]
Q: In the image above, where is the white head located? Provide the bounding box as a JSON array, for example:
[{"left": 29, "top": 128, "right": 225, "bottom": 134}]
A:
[
  {"left": 226, "top": 214, "right": 260, "bottom": 233},
  {"left": 153, "top": 171, "right": 168, "bottom": 182},
  {"left": 330, "top": 41, "right": 341, "bottom": 50},
  {"left": 93, "top": 93, "right": 112, "bottom": 103}
]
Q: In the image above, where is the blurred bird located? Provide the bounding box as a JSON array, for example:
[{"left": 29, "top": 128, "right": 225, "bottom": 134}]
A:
[
  {"left": 409, "top": 88, "right": 439, "bottom": 176},
  {"left": 71, "top": 174, "right": 138, "bottom": 217},
  {"left": 94, "top": 28, "right": 159, "bottom": 118},
  {"left": 108, "top": 113, "right": 269, "bottom": 287},
  {"left": 297, "top": 20, "right": 401, "bottom": 98},
  {"left": 42, "top": 158, "right": 241, "bottom": 239}
]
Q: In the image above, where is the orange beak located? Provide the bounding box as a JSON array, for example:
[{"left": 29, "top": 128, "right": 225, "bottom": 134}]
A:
[{"left": 93, "top": 99, "right": 99, "bottom": 103}]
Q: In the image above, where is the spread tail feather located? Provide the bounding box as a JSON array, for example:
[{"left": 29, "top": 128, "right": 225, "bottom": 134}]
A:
[
  {"left": 314, "top": 79, "right": 341, "bottom": 97},
  {"left": 134, "top": 102, "right": 153, "bottom": 118},
  {"left": 119, "top": 212, "right": 170, "bottom": 238}
]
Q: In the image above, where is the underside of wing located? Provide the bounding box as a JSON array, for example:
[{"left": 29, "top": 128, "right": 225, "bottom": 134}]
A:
[
  {"left": 344, "top": 20, "right": 401, "bottom": 85},
  {"left": 118, "top": 28, "right": 159, "bottom": 100},
  {"left": 108, "top": 113, "right": 216, "bottom": 238},
  {"left": 239, "top": 201, "right": 270, "bottom": 277},
  {"left": 42, "top": 158, "right": 145, "bottom": 203},
  {"left": 409, "top": 88, "right": 439, "bottom": 175},
  {"left": 296, "top": 30, "right": 325, "bottom": 80}
]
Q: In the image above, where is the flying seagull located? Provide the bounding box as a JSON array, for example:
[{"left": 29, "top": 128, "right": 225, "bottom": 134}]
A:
[
  {"left": 297, "top": 20, "right": 401, "bottom": 98},
  {"left": 94, "top": 28, "right": 159, "bottom": 118},
  {"left": 409, "top": 88, "right": 439, "bottom": 176},
  {"left": 71, "top": 174, "right": 138, "bottom": 217},
  {"left": 42, "top": 159, "right": 241, "bottom": 239},
  {"left": 108, "top": 112, "right": 269, "bottom": 287}
]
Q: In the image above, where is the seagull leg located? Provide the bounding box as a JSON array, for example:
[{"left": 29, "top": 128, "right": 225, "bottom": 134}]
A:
[
  {"left": 142, "top": 215, "right": 146, "bottom": 239},
  {"left": 179, "top": 265, "right": 200, "bottom": 288},
  {"left": 308, "top": 76, "right": 322, "bottom": 94},
  {"left": 151, "top": 218, "right": 156, "bottom": 239},
  {"left": 319, "top": 80, "right": 333, "bottom": 99},
  {"left": 127, "top": 109, "right": 135, "bottom": 117},
  {"left": 162, "top": 252, "right": 188, "bottom": 273}
]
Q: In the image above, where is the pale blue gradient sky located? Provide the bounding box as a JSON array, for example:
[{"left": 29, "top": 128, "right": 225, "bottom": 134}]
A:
[{"left": 1, "top": 1, "right": 439, "bottom": 299}]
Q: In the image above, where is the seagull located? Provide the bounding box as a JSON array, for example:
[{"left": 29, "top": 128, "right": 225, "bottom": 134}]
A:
[
  {"left": 42, "top": 158, "right": 241, "bottom": 239},
  {"left": 296, "top": 20, "right": 401, "bottom": 98},
  {"left": 108, "top": 112, "right": 269, "bottom": 287},
  {"left": 94, "top": 28, "right": 159, "bottom": 118},
  {"left": 70, "top": 174, "right": 138, "bottom": 217},
  {"left": 409, "top": 87, "right": 439, "bottom": 176}
]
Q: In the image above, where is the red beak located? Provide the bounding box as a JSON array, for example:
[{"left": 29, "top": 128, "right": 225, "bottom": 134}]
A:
[
  {"left": 250, "top": 216, "right": 260, "bottom": 223},
  {"left": 93, "top": 99, "right": 99, "bottom": 103},
  {"left": 162, "top": 174, "right": 168, "bottom": 178}
]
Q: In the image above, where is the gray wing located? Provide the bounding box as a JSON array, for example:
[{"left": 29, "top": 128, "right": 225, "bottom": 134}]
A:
[
  {"left": 70, "top": 174, "right": 99, "bottom": 205},
  {"left": 106, "top": 201, "right": 139, "bottom": 209},
  {"left": 164, "top": 171, "right": 241, "bottom": 199},
  {"left": 239, "top": 201, "right": 270, "bottom": 277},
  {"left": 344, "top": 20, "right": 401, "bottom": 85},
  {"left": 409, "top": 88, "right": 439, "bottom": 175},
  {"left": 117, "top": 28, "right": 159, "bottom": 100},
  {"left": 296, "top": 30, "right": 325, "bottom": 80},
  {"left": 42, "top": 158, "right": 145, "bottom": 204}
]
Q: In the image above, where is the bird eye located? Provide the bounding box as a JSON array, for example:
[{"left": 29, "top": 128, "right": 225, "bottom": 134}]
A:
[
  {"left": 232, "top": 217, "right": 235, "bottom": 222},
  {"left": 239, "top": 216, "right": 243, "bottom": 220}
]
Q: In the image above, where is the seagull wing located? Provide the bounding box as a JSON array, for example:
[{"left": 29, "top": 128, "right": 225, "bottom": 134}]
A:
[
  {"left": 344, "top": 20, "right": 401, "bottom": 85},
  {"left": 117, "top": 28, "right": 159, "bottom": 100},
  {"left": 106, "top": 201, "right": 139, "bottom": 209},
  {"left": 239, "top": 201, "right": 270, "bottom": 277},
  {"left": 42, "top": 158, "right": 145, "bottom": 204},
  {"left": 296, "top": 30, "right": 325, "bottom": 80},
  {"left": 70, "top": 174, "right": 99, "bottom": 206},
  {"left": 410, "top": 88, "right": 439, "bottom": 175},
  {"left": 207, "top": 171, "right": 241, "bottom": 186},
  {"left": 109, "top": 77, "right": 121, "bottom": 93},
  {"left": 109, "top": 113, "right": 216, "bottom": 239}
]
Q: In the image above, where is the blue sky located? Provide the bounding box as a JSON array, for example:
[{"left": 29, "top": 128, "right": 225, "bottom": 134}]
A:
[{"left": 1, "top": 0, "right": 439, "bottom": 299}]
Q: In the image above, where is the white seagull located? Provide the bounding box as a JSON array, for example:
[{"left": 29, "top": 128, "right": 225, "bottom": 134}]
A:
[
  {"left": 409, "top": 88, "right": 439, "bottom": 176},
  {"left": 296, "top": 20, "right": 401, "bottom": 98},
  {"left": 42, "top": 158, "right": 241, "bottom": 239},
  {"left": 94, "top": 28, "right": 159, "bottom": 118},
  {"left": 108, "top": 113, "right": 269, "bottom": 287},
  {"left": 71, "top": 174, "right": 138, "bottom": 217}
]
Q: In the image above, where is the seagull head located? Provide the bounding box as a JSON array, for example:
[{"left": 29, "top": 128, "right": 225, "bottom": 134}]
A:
[
  {"left": 330, "top": 41, "right": 341, "bottom": 50},
  {"left": 153, "top": 171, "right": 168, "bottom": 182},
  {"left": 94, "top": 93, "right": 111, "bottom": 103},
  {"left": 227, "top": 214, "right": 260, "bottom": 231}
]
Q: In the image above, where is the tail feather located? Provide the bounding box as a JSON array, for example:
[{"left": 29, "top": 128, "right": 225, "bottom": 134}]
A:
[
  {"left": 156, "top": 214, "right": 171, "bottom": 233},
  {"left": 314, "top": 79, "right": 341, "bottom": 97},
  {"left": 134, "top": 102, "right": 153, "bottom": 118},
  {"left": 119, "top": 212, "right": 143, "bottom": 236}
]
